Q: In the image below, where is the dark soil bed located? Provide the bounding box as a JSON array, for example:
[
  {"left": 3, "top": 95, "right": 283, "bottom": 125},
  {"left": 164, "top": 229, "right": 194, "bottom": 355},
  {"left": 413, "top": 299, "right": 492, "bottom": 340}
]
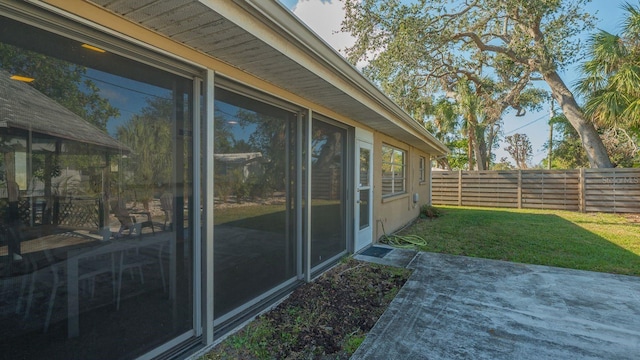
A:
[{"left": 203, "top": 258, "right": 411, "bottom": 359}]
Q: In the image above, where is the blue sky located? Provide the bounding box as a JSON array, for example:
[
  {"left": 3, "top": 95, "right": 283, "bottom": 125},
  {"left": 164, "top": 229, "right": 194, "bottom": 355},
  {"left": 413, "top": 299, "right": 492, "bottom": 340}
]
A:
[
  {"left": 279, "top": 0, "right": 299, "bottom": 7},
  {"left": 279, "top": 0, "right": 630, "bottom": 166}
]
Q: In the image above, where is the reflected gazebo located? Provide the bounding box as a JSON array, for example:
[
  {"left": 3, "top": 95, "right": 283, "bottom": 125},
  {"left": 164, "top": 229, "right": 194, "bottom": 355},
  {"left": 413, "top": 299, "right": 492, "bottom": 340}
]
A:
[{"left": 0, "top": 69, "right": 129, "bottom": 236}]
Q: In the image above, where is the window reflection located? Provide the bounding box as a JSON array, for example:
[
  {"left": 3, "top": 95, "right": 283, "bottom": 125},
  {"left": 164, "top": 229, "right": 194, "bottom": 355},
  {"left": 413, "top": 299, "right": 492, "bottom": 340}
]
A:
[
  {"left": 382, "top": 144, "right": 406, "bottom": 197},
  {"left": 214, "top": 87, "right": 298, "bottom": 319},
  {"left": 0, "top": 17, "right": 193, "bottom": 359},
  {"left": 310, "top": 120, "right": 347, "bottom": 267},
  {"left": 360, "top": 148, "right": 370, "bottom": 187}
]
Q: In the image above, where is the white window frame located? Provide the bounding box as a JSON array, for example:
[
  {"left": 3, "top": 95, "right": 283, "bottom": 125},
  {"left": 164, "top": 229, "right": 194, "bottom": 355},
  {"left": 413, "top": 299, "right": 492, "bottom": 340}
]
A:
[
  {"left": 419, "top": 156, "right": 426, "bottom": 183},
  {"left": 381, "top": 144, "right": 406, "bottom": 197}
]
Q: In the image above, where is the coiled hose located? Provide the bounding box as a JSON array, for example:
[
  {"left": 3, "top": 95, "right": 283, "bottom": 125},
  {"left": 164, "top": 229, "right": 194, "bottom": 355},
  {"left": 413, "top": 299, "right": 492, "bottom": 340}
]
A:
[{"left": 379, "top": 220, "right": 427, "bottom": 249}]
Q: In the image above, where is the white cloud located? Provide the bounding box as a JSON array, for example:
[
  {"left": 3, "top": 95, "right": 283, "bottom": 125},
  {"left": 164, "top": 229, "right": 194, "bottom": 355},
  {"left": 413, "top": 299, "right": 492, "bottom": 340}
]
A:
[
  {"left": 291, "top": 0, "right": 372, "bottom": 69},
  {"left": 291, "top": 0, "right": 353, "bottom": 55}
]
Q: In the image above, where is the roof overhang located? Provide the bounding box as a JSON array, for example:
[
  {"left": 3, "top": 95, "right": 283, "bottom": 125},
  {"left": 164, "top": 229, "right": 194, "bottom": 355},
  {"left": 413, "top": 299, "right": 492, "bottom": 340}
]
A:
[
  {"left": 46, "top": 0, "right": 448, "bottom": 155},
  {"left": 0, "top": 69, "right": 129, "bottom": 154}
]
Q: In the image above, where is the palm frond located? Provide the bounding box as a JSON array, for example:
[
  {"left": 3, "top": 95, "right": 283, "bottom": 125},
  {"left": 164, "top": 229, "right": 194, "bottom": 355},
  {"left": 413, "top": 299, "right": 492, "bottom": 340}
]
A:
[
  {"left": 622, "top": 2, "right": 640, "bottom": 41},
  {"left": 620, "top": 99, "right": 640, "bottom": 127}
]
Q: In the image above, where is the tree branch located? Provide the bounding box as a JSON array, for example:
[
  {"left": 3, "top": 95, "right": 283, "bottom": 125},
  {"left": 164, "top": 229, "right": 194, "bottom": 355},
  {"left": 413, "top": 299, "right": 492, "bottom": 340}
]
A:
[{"left": 450, "top": 32, "right": 528, "bottom": 64}]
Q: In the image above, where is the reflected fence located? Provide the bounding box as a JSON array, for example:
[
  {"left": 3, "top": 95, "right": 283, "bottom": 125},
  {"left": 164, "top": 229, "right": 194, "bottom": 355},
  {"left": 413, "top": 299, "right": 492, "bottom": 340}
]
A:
[
  {"left": 12, "top": 197, "right": 102, "bottom": 230},
  {"left": 432, "top": 168, "right": 640, "bottom": 213}
]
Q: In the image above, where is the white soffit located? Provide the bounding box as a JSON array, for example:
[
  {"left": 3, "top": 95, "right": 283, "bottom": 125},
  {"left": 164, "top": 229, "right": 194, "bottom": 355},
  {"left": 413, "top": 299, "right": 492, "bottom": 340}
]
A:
[{"left": 89, "top": 0, "right": 448, "bottom": 155}]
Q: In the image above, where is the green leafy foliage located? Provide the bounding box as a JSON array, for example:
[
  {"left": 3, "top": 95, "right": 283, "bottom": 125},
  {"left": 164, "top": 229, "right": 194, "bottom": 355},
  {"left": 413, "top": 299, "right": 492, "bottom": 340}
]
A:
[
  {"left": 577, "top": 2, "right": 640, "bottom": 131},
  {"left": 342, "top": 0, "right": 613, "bottom": 168},
  {"left": 545, "top": 114, "right": 639, "bottom": 168},
  {"left": 116, "top": 97, "right": 174, "bottom": 207},
  {"left": 504, "top": 133, "right": 533, "bottom": 169},
  {"left": 0, "top": 43, "right": 119, "bottom": 130},
  {"left": 575, "top": 2, "right": 640, "bottom": 166},
  {"left": 420, "top": 205, "right": 442, "bottom": 219},
  {"left": 545, "top": 114, "right": 590, "bottom": 168}
]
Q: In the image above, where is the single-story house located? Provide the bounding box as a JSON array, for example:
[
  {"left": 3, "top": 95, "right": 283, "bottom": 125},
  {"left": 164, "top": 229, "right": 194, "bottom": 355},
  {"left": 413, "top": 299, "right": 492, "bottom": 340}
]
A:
[{"left": 0, "top": 0, "right": 447, "bottom": 359}]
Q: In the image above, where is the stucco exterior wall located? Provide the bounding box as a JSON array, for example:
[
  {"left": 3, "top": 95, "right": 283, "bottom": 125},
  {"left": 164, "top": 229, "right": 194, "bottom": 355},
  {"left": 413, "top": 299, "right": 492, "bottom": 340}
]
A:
[{"left": 373, "top": 132, "right": 432, "bottom": 241}]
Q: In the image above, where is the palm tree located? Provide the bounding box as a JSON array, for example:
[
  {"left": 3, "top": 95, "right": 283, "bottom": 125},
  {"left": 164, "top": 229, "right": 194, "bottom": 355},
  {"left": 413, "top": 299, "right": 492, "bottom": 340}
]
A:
[
  {"left": 577, "top": 2, "right": 640, "bottom": 133},
  {"left": 426, "top": 98, "right": 461, "bottom": 170},
  {"left": 116, "top": 97, "right": 173, "bottom": 209},
  {"left": 429, "top": 81, "right": 499, "bottom": 171},
  {"left": 455, "top": 80, "right": 482, "bottom": 170}
]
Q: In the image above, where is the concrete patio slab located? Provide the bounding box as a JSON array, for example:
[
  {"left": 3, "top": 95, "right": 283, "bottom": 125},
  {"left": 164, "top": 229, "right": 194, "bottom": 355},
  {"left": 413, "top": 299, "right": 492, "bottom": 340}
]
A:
[{"left": 352, "top": 252, "right": 640, "bottom": 360}]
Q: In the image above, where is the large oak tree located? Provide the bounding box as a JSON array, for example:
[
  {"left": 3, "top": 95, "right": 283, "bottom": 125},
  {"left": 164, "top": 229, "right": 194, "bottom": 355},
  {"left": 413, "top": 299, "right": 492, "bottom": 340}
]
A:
[{"left": 342, "top": 0, "right": 613, "bottom": 168}]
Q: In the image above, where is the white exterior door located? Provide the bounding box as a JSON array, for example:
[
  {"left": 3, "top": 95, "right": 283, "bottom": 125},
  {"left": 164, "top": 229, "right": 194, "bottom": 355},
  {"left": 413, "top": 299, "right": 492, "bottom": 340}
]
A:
[{"left": 355, "top": 133, "right": 373, "bottom": 252}]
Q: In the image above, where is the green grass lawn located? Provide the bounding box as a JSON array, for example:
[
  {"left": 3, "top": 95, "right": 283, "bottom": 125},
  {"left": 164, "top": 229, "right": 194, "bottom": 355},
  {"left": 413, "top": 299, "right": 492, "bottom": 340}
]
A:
[{"left": 397, "top": 206, "right": 640, "bottom": 276}]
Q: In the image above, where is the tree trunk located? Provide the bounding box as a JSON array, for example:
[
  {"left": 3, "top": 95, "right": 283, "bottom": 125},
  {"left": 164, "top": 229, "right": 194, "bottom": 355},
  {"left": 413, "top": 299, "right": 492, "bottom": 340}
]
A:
[
  {"left": 436, "top": 157, "right": 452, "bottom": 170},
  {"left": 544, "top": 71, "right": 613, "bottom": 168},
  {"left": 486, "top": 123, "right": 499, "bottom": 169},
  {"left": 467, "top": 125, "right": 475, "bottom": 170},
  {"left": 475, "top": 132, "right": 487, "bottom": 171},
  {"left": 473, "top": 137, "right": 485, "bottom": 170}
]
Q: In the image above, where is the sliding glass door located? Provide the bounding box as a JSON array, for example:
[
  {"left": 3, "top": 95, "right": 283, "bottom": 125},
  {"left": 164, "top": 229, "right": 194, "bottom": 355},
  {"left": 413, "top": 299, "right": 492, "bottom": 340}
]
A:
[
  {"left": 213, "top": 87, "right": 298, "bottom": 321},
  {"left": 0, "top": 15, "right": 195, "bottom": 359},
  {"left": 310, "top": 119, "right": 348, "bottom": 268}
]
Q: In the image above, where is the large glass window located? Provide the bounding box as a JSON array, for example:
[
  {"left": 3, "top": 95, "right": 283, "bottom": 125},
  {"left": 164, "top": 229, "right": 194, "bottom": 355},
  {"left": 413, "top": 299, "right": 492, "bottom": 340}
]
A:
[
  {"left": 0, "top": 16, "right": 194, "bottom": 359},
  {"left": 382, "top": 144, "right": 406, "bottom": 197},
  {"left": 213, "top": 87, "right": 298, "bottom": 320},
  {"left": 310, "top": 119, "right": 347, "bottom": 267}
]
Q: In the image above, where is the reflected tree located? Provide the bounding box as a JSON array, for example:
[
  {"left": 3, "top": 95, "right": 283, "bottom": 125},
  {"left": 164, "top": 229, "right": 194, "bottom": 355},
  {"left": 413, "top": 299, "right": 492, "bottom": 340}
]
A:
[
  {"left": 0, "top": 43, "right": 119, "bottom": 130},
  {"left": 244, "top": 111, "right": 291, "bottom": 196},
  {"left": 312, "top": 123, "right": 344, "bottom": 202},
  {"left": 116, "top": 97, "right": 173, "bottom": 209},
  {"left": 312, "top": 129, "right": 342, "bottom": 171}
]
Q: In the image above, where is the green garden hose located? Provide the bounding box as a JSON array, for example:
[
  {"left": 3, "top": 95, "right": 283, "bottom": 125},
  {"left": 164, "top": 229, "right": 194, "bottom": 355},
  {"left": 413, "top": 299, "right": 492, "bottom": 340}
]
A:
[{"left": 379, "top": 220, "right": 428, "bottom": 249}]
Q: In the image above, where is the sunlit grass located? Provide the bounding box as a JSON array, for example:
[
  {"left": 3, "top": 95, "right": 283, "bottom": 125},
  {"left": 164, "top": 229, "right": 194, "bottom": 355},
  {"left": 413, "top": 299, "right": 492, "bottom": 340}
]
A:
[
  {"left": 214, "top": 203, "right": 286, "bottom": 225},
  {"left": 399, "top": 206, "right": 640, "bottom": 276}
]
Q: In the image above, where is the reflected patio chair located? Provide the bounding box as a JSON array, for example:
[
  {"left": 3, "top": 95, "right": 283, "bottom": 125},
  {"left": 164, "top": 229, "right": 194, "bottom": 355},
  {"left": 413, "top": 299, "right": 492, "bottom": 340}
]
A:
[
  {"left": 159, "top": 192, "right": 173, "bottom": 231},
  {"left": 21, "top": 249, "right": 116, "bottom": 332},
  {"left": 116, "top": 241, "right": 166, "bottom": 310},
  {"left": 109, "top": 199, "right": 155, "bottom": 237},
  {"left": 0, "top": 223, "right": 23, "bottom": 275}
]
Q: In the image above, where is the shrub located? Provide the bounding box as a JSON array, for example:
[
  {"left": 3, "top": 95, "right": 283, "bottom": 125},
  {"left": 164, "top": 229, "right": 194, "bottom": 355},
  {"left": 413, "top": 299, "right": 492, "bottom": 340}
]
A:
[{"left": 420, "top": 205, "right": 442, "bottom": 219}]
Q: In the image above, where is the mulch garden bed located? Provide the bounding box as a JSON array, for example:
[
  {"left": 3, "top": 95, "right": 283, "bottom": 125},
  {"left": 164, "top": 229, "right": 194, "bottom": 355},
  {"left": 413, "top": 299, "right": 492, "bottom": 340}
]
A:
[{"left": 203, "top": 258, "right": 411, "bottom": 359}]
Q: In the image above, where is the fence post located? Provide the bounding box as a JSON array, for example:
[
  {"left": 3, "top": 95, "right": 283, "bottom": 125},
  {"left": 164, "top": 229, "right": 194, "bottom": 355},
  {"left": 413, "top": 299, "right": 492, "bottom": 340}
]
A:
[
  {"left": 579, "top": 168, "right": 586, "bottom": 213},
  {"left": 458, "top": 169, "right": 462, "bottom": 206},
  {"left": 517, "top": 170, "right": 522, "bottom": 209}
]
